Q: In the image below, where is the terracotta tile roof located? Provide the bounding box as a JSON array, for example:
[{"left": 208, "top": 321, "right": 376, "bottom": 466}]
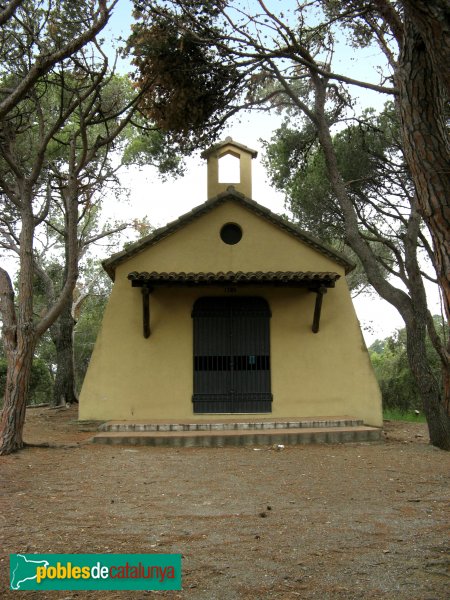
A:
[
  {"left": 128, "top": 270, "right": 340, "bottom": 287},
  {"left": 103, "top": 188, "right": 354, "bottom": 280},
  {"left": 200, "top": 137, "right": 258, "bottom": 159}
]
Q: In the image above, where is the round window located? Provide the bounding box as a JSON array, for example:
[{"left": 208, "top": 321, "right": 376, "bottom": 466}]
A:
[{"left": 220, "top": 223, "right": 242, "bottom": 245}]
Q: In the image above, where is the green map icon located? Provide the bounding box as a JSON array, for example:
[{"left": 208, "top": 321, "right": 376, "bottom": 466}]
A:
[{"left": 10, "top": 554, "right": 50, "bottom": 590}]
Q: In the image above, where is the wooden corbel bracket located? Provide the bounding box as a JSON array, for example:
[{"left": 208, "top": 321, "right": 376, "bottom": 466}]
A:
[
  {"left": 141, "top": 285, "right": 153, "bottom": 338},
  {"left": 311, "top": 286, "right": 327, "bottom": 333}
]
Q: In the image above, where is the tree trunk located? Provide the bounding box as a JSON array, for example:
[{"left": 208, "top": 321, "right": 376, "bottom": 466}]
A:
[
  {"left": 0, "top": 200, "right": 36, "bottom": 455},
  {"left": 312, "top": 74, "right": 450, "bottom": 450},
  {"left": 51, "top": 189, "right": 80, "bottom": 406},
  {"left": 0, "top": 336, "right": 36, "bottom": 454},
  {"left": 405, "top": 315, "right": 450, "bottom": 450},
  {"left": 52, "top": 295, "right": 78, "bottom": 406},
  {"left": 401, "top": 0, "right": 450, "bottom": 97},
  {"left": 397, "top": 12, "right": 450, "bottom": 325}
]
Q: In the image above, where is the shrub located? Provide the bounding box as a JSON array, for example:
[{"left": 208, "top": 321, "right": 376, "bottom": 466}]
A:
[{"left": 0, "top": 358, "right": 53, "bottom": 408}]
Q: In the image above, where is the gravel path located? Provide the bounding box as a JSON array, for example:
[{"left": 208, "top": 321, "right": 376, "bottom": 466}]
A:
[{"left": 1, "top": 407, "right": 449, "bottom": 599}]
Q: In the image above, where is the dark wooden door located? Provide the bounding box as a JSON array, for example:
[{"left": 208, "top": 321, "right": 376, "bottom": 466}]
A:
[{"left": 192, "top": 297, "right": 272, "bottom": 413}]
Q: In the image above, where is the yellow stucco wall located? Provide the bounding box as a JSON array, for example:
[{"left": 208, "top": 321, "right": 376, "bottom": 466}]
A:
[
  {"left": 206, "top": 142, "right": 254, "bottom": 198},
  {"left": 79, "top": 200, "right": 382, "bottom": 426}
]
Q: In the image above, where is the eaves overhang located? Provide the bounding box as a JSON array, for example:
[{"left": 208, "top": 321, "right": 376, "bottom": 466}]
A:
[{"left": 128, "top": 270, "right": 340, "bottom": 288}]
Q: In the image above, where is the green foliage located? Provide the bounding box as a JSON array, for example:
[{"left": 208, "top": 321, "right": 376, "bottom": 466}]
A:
[
  {"left": 264, "top": 103, "right": 407, "bottom": 242},
  {"left": 122, "top": 216, "right": 154, "bottom": 250},
  {"left": 127, "top": 1, "right": 241, "bottom": 149},
  {"left": 122, "top": 127, "right": 184, "bottom": 177},
  {"left": 28, "top": 359, "right": 54, "bottom": 405},
  {"left": 0, "top": 359, "right": 53, "bottom": 408},
  {"left": 383, "top": 408, "right": 426, "bottom": 423},
  {"left": 34, "top": 332, "right": 57, "bottom": 380},
  {"left": 370, "top": 316, "right": 447, "bottom": 412},
  {"left": 73, "top": 271, "right": 112, "bottom": 393},
  {"left": 263, "top": 103, "right": 411, "bottom": 294},
  {"left": 370, "top": 343, "right": 421, "bottom": 412}
]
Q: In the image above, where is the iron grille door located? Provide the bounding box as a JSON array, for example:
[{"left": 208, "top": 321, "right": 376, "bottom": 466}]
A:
[{"left": 192, "top": 297, "right": 272, "bottom": 413}]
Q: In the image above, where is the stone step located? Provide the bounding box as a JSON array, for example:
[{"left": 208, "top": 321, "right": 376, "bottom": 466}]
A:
[
  {"left": 92, "top": 425, "right": 382, "bottom": 447},
  {"left": 98, "top": 416, "right": 364, "bottom": 433}
]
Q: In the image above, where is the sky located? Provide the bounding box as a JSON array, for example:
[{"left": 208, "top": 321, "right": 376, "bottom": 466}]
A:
[{"left": 99, "top": 0, "right": 440, "bottom": 345}]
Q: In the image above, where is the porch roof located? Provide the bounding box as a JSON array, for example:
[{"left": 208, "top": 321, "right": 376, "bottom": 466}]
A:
[{"left": 128, "top": 270, "right": 340, "bottom": 288}]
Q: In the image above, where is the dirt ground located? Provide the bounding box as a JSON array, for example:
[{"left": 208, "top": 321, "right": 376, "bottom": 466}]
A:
[{"left": 1, "top": 406, "right": 449, "bottom": 600}]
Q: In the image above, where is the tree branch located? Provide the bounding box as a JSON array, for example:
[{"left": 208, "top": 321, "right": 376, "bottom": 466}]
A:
[
  {"left": 0, "top": 0, "right": 23, "bottom": 27},
  {"left": 82, "top": 223, "right": 129, "bottom": 247},
  {"left": 0, "top": 0, "right": 116, "bottom": 120},
  {"left": 0, "top": 266, "right": 17, "bottom": 353}
]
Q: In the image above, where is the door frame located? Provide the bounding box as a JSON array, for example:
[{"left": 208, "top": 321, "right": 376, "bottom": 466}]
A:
[{"left": 192, "top": 296, "right": 272, "bottom": 413}]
